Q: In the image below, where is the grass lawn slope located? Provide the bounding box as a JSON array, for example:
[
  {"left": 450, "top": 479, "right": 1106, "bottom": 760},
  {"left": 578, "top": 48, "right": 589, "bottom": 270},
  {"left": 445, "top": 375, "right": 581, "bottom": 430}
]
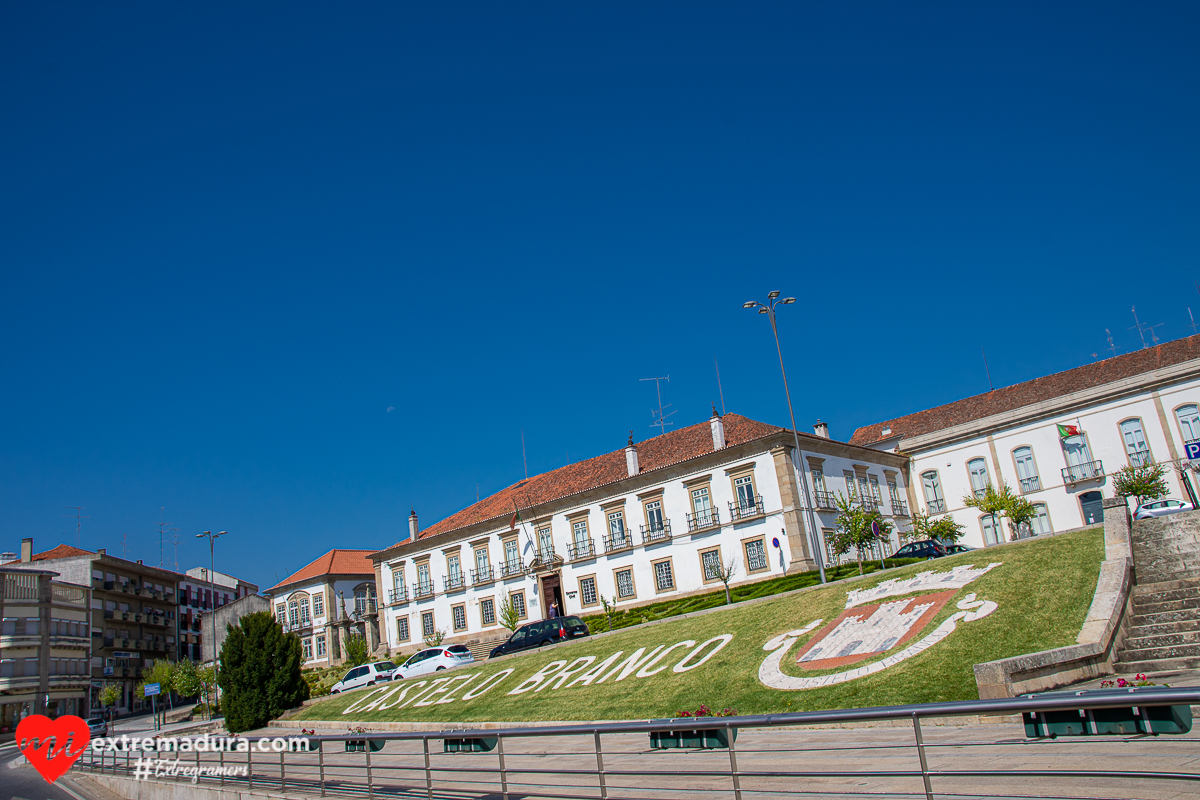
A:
[{"left": 296, "top": 528, "right": 1102, "bottom": 724}]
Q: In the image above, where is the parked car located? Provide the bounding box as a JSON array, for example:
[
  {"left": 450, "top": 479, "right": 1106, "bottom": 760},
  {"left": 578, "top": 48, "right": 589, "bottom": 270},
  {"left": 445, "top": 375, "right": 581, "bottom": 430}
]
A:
[
  {"left": 86, "top": 716, "right": 108, "bottom": 738},
  {"left": 329, "top": 661, "right": 399, "bottom": 694},
  {"left": 888, "top": 539, "right": 948, "bottom": 560},
  {"left": 394, "top": 645, "right": 475, "bottom": 678},
  {"left": 1133, "top": 498, "right": 1195, "bottom": 520},
  {"left": 489, "top": 616, "right": 591, "bottom": 659},
  {"left": 943, "top": 543, "right": 975, "bottom": 554}
]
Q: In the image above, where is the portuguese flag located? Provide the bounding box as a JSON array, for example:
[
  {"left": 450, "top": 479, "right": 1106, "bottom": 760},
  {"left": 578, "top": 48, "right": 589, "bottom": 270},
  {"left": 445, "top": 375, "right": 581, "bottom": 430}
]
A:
[
  {"left": 1057, "top": 424, "right": 1081, "bottom": 438},
  {"left": 509, "top": 505, "right": 522, "bottom": 530}
]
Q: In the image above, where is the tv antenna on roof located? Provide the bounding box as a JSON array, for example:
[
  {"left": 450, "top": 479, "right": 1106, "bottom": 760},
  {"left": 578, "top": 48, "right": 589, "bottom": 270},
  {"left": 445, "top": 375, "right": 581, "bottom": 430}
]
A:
[
  {"left": 1105, "top": 328, "right": 1118, "bottom": 359},
  {"left": 1130, "top": 306, "right": 1165, "bottom": 349},
  {"left": 169, "top": 528, "right": 181, "bottom": 571},
  {"left": 640, "top": 376, "right": 676, "bottom": 437},
  {"left": 157, "top": 508, "right": 173, "bottom": 568},
  {"left": 62, "top": 506, "right": 89, "bottom": 548}
]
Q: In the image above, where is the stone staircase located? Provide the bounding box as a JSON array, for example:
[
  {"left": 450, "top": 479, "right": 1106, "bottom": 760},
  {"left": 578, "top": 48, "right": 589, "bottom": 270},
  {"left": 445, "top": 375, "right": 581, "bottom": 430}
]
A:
[{"left": 1115, "top": 510, "right": 1200, "bottom": 673}]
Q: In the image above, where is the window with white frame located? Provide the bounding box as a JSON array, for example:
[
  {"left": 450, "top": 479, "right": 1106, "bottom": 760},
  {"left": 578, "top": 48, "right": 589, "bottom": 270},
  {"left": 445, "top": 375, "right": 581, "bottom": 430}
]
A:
[
  {"left": 421, "top": 611, "right": 435, "bottom": 638},
  {"left": 572, "top": 519, "right": 590, "bottom": 555},
  {"left": 417, "top": 563, "right": 432, "bottom": 592},
  {"left": 396, "top": 617, "right": 410, "bottom": 642},
  {"left": 608, "top": 510, "right": 627, "bottom": 546},
  {"left": 312, "top": 593, "right": 324, "bottom": 618},
  {"left": 276, "top": 603, "right": 286, "bottom": 621},
  {"left": 287, "top": 600, "right": 299, "bottom": 627},
  {"left": 744, "top": 539, "right": 768, "bottom": 572},
  {"left": 967, "top": 458, "right": 991, "bottom": 498},
  {"left": 447, "top": 554, "right": 462, "bottom": 583},
  {"left": 504, "top": 540, "right": 519, "bottom": 566},
  {"left": 734, "top": 475, "right": 756, "bottom": 510},
  {"left": 1177, "top": 404, "right": 1200, "bottom": 444},
  {"left": 887, "top": 479, "right": 900, "bottom": 503},
  {"left": 653, "top": 559, "right": 675, "bottom": 592},
  {"left": 1062, "top": 433, "right": 1093, "bottom": 466},
  {"left": 691, "top": 486, "right": 712, "bottom": 515},
  {"left": 480, "top": 598, "right": 496, "bottom": 625},
  {"left": 475, "top": 548, "right": 489, "bottom": 574},
  {"left": 1120, "top": 418, "right": 1152, "bottom": 466},
  {"left": 701, "top": 548, "right": 723, "bottom": 581},
  {"left": 812, "top": 470, "right": 827, "bottom": 494},
  {"left": 579, "top": 577, "right": 597, "bottom": 606},
  {"left": 1014, "top": 447, "right": 1040, "bottom": 492},
  {"left": 537, "top": 527, "right": 553, "bottom": 559},
  {"left": 921, "top": 470, "right": 945, "bottom": 512},
  {"left": 302, "top": 638, "right": 313, "bottom": 660},
  {"left": 644, "top": 499, "right": 665, "bottom": 531},
  {"left": 843, "top": 470, "right": 857, "bottom": 500},
  {"left": 981, "top": 514, "right": 1002, "bottom": 546},
  {"left": 868, "top": 475, "right": 882, "bottom": 502},
  {"left": 1031, "top": 503, "right": 1052, "bottom": 535},
  {"left": 615, "top": 569, "right": 635, "bottom": 598}
]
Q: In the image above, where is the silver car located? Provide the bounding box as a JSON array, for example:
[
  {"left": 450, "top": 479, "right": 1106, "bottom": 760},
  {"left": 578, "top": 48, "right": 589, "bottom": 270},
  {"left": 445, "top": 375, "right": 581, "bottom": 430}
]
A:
[
  {"left": 87, "top": 716, "right": 108, "bottom": 738},
  {"left": 1133, "top": 498, "right": 1195, "bottom": 520}
]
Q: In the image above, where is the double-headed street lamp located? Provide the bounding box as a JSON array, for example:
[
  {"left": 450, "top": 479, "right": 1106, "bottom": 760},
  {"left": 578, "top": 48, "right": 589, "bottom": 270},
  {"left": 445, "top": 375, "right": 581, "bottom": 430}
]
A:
[
  {"left": 195, "top": 530, "right": 227, "bottom": 696},
  {"left": 743, "top": 291, "right": 827, "bottom": 584}
]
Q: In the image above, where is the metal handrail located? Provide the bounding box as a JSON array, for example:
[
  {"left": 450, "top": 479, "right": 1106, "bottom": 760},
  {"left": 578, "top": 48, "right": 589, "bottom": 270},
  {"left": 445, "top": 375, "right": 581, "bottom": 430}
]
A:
[
  {"left": 686, "top": 509, "right": 719, "bottom": 531},
  {"left": 640, "top": 520, "right": 672, "bottom": 544},
  {"left": 729, "top": 495, "right": 765, "bottom": 521},
  {"left": 567, "top": 539, "right": 595, "bottom": 560},
  {"left": 890, "top": 498, "right": 909, "bottom": 516},
  {"left": 470, "top": 566, "right": 495, "bottom": 585},
  {"left": 813, "top": 490, "right": 837, "bottom": 509},
  {"left": 1019, "top": 476, "right": 1041, "bottom": 493},
  {"left": 602, "top": 533, "right": 632, "bottom": 553},
  {"left": 1063, "top": 460, "right": 1104, "bottom": 483}
]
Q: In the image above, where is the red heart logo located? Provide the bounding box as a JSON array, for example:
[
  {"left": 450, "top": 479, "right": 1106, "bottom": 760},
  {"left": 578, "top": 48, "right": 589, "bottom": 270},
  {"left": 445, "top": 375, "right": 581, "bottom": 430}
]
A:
[{"left": 16, "top": 714, "right": 91, "bottom": 784}]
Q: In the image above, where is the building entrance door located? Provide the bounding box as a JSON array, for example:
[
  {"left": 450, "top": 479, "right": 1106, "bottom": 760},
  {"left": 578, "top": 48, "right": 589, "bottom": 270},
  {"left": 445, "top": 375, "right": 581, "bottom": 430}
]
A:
[
  {"left": 541, "top": 572, "right": 564, "bottom": 618},
  {"left": 1080, "top": 491, "right": 1105, "bottom": 525}
]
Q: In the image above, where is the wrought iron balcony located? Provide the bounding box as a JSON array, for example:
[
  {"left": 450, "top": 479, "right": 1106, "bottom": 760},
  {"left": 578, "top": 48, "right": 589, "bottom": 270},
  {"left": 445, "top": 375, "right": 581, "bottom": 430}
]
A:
[
  {"left": 388, "top": 587, "right": 408, "bottom": 605},
  {"left": 857, "top": 496, "right": 881, "bottom": 512},
  {"left": 567, "top": 539, "right": 596, "bottom": 561},
  {"left": 640, "top": 519, "right": 673, "bottom": 544},
  {"left": 926, "top": 498, "right": 946, "bottom": 513},
  {"left": 412, "top": 581, "right": 435, "bottom": 600},
  {"left": 890, "top": 499, "right": 909, "bottom": 517},
  {"left": 729, "top": 496, "right": 765, "bottom": 522},
  {"left": 1128, "top": 450, "right": 1154, "bottom": 467},
  {"left": 1062, "top": 460, "right": 1104, "bottom": 484},
  {"left": 471, "top": 566, "right": 495, "bottom": 585},
  {"left": 603, "top": 532, "right": 633, "bottom": 554},
  {"left": 443, "top": 574, "right": 466, "bottom": 592},
  {"left": 534, "top": 546, "right": 556, "bottom": 564},
  {"left": 1019, "top": 476, "right": 1041, "bottom": 493},
  {"left": 813, "top": 491, "right": 837, "bottom": 510},
  {"left": 499, "top": 559, "right": 527, "bottom": 579},
  {"left": 686, "top": 509, "right": 720, "bottom": 532}
]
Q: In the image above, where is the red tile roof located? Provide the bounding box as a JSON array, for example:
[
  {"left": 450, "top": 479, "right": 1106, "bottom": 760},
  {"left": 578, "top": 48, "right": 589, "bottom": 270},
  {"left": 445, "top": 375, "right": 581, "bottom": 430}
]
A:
[
  {"left": 400, "top": 413, "right": 785, "bottom": 546},
  {"left": 32, "top": 544, "right": 95, "bottom": 561},
  {"left": 266, "top": 549, "right": 376, "bottom": 593},
  {"left": 850, "top": 335, "right": 1200, "bottom": 446}
]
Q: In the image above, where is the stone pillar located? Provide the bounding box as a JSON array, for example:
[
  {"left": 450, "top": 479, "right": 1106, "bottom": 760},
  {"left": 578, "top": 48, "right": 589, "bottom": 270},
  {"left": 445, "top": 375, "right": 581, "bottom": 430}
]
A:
[
  {"left": 365, "top": 611, "right": 381, "bottom": 655},
  {"left": 1102, "top": 496, "right": 1132, "bottom": 562},
  {"left": 770, "top": 445, "right": 818, "bottom": 573}
]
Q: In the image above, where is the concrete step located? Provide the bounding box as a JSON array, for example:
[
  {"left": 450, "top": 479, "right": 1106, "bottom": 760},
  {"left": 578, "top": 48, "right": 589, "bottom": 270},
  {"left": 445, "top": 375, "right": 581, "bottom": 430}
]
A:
[
  {"left": 1135, "top": 555, "right": 1200, "bottom": 574},
  {"left": 1123, "top": 631, "right": 1200, "bottom": 650},
  {"left": 1117, "top": 642, "right": 1200, "bottom": 662},
  {"left": 1138, "top": 569, "right": 1200, "bottom": 586},
  {"left": 1130, "top": 596, "right": 1200, "bottom": 616},
  {"left": 1112, "top": 655, "right": 1200, "bottom": 673},
  {"left": 1132, "top": 576, "right": 1200, "bottom": 594},
  {"left": 1127, "top": 619, "right": 1200, "bottom": 637},
  {"left": 1132, "top": 586, "right": 1200, "bottom": 606},
  {"left": 1130, "top": 607, "right": 1200, "bottom": 627}
]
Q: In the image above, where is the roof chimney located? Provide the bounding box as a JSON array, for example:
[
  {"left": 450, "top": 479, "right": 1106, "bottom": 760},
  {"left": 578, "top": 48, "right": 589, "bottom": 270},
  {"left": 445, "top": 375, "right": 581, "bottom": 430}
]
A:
[
  {"left": 625, "top": 431, "right": 639, "bottom": 476},
  {"left": 98, "top": 548, "right": 106, "bottom": 556},
  {"left": 813, "top": 420, "right": 830, "bottom": 439},
  {"left": 20, "top": 537, "right": 33, "bottom": 563},
  {"left": 710, "top": 405, "right": 726, "bottom": 450},
  {"left": 408, "top": 507, "right": 419, "bottom": 541}
]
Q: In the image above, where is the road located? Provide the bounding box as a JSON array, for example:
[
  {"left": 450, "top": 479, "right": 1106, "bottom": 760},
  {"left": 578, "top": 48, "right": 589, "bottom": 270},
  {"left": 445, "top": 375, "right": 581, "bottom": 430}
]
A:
[{"left": 0, "top": 743, "right": 98, "bottom": 800}]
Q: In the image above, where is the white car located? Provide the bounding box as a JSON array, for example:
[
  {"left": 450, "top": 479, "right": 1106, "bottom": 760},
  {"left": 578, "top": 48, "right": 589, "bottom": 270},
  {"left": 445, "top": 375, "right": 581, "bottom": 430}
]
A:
[
  {"left": 1133, "top": 498, "right": 1195, "bottom": 520},
  {"left": 329, "top": 661, "right": 398, "bottom": 694},
  {"left": 394, "top": 645, "right": 474, "bottom": 679}
]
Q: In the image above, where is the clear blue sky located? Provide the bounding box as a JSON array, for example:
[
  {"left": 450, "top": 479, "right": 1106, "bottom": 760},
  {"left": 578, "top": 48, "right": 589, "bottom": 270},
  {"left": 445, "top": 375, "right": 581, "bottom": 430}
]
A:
[{"left": 2, "top": 3, "right": 1197, "bottom": 589}]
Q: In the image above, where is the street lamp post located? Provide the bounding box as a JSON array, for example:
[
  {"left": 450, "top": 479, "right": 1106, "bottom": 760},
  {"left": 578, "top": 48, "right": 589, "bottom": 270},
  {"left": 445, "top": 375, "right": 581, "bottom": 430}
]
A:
[
  {"left": 743, "top": 291, "right": 827, "bottom": 584},
  {"left": 195, "top": 530, "right": 227, "bottom": 711}
]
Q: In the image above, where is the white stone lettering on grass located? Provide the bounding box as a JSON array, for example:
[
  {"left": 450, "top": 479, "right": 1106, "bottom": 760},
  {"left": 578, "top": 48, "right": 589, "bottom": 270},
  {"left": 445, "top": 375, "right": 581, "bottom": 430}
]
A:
[
  {"left": 415, "top": 675, "right": 467, "bottom": 706},
  {"left": 341, "top": 686, "right": 392, "bottom": 715},
  {"left": 567, "top": 652, "right": 625, "bottom": 687},
  {"left": 596, "top": 646, "right": 664, "bottom": 683},
  {"left": 538, "top": 657, "right": 596, "bottom": 692},
  {"left": 461, "top": 669, "right": 514, "bottom": 700},
  {"left": 402, "top": 676, "right": 453, "bottom": 707},
  {"left": 673, "top": 634, "right": 735, "bottom": 673},
  {"left": 507, "top": 660, "right": 569, "bottom": 695},
  {"left": 377, "top": 681, "right": 427, "bottom": 710},
  {"left": 359, "top": 685, "right": 405, "bottom": 713},
  {"left": 635, "top": 641, "right": 695, "bottom": 678},
  {"left": 436, "top": 674, "right": 478, "bottom": 704},
  {"left": 844, "top": 563, "right": 1002, "bottom": 609}
]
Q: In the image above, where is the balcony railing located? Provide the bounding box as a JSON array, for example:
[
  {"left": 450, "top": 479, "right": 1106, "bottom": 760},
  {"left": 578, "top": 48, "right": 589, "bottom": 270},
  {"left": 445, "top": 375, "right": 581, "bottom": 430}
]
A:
[
  {"left": 729, "top": 496, "right": 765, "bottom": 522},
  {"left": 890, "top": 499, "right": 909, "bottom": 517},
  {"left": 499, "top": 560, "right": 527, "bottom": 579},
  {"left": 388, "top": 587, "right": 408, "bottom": 605},
  {"left": 1128, "top": 450, "right": 1154, "bottom": 467},
  {"left": 926, "top": 498, "right": 946, "bottom": 513},
  {"left": 858, "top": 496, "right": 881, "bottom": 512},
  {"left": 412, "top": 581, "right": 435, "bottom": 599},
  {"left": 1019, "top": 476, "right": 1041, "bottom": 493},
  {"left": 443, "top": 574, "right": 466, "bottom": 593},
  {"left": 567, "top": 539, "right": 596, "bottom": 561},
  {"left": 533, "top": 546, "right": 556, "bottom": 564},
  {"left": 603, "top": 533, "right": 633, "bottom": 554},
  {"left": 686, "top": 509, "right": 720, "bottom": 531},
  {"left": 640, "top": 520, "right": 673, "bottom": 545},
  {"left": 1062, "top": 460, "right": 1104, "bottom": 484},
  {"left": 471, "top": 566, "right": 495, "bottom": 585},
  {"left": 813, "top": 491, "right": 837, "bottom": 510}
]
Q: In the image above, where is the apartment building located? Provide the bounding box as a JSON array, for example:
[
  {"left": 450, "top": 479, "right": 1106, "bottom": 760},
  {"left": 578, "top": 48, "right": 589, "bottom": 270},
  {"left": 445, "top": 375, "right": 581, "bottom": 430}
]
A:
[
  {"left": 372, "top": 411, "right": 911, "bottom": 659},
  {"left": 851, "top": 334, "right": 1200, "bottom": 545},
  {"left": 175, "top": 567, "right": 258, "bottom": 663},
  {"left": 0, "top": 564, "right": 91, "bottom": 729},
  {"left": 9, "top": 540, "right": 180, "bottom": 714}
]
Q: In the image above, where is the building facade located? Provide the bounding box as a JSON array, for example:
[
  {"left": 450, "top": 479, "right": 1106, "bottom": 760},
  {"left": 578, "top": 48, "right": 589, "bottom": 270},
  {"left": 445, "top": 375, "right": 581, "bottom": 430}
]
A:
[
  {"left": 201, "top": 593, "right": 272, "bottom": 664},
  {"left": 851, "top": 335, "right": 1200, "bottom": 546},
  {"left": 175, "top": 567, "right": 258, "bottom": 664},
  {"left": 9, "top": 540, "right": 181, "bottom": 715},
  {"left": 371, "top": 412, "right": 911, "bottom": 659},
  {"left": 263, "top": 550, "right": 378, "bottom": 669},
  {"left": 0, "top": 565, "right": 92, "bottom": 730}
]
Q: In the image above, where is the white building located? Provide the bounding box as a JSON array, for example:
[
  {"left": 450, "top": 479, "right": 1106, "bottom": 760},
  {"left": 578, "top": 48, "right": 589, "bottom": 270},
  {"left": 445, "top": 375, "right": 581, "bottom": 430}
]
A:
[
  {"left": 851, "top": 335, "right": 1200, "bottom": 546},
  {"left": 263, "top": 550, "right": 378, "bottom": 668},
  {"left": 372, "top": 412, "right": 911, "bottom": 658}
]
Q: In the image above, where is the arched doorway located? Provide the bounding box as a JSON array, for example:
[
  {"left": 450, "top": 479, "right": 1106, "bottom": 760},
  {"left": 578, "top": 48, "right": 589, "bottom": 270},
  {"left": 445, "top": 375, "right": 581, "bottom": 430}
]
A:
[{"left": 1080, "top": 491, "right": 1105, "bottom": 526}]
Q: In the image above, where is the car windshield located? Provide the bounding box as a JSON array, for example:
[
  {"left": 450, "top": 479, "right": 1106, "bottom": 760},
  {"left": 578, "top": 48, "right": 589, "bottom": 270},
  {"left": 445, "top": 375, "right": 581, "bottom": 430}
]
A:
[
  {"left": 447, "top": 645, "right": 470, "bottom": 655},
  {"left": 374, "top": 662, "right": 397, "bottom": 670}
]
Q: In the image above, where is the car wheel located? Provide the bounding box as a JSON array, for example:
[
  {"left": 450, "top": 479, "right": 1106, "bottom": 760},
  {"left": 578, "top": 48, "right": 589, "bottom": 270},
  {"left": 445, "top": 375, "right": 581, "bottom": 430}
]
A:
[
  {"left": 367, "top": 681, "right": 375, "bottom": 686},
  {"left": 331, "top": 689, "right": 339, "bottom": 694},
  {"left": 435, "top": 666, "right": 446, "bottom": 671}
]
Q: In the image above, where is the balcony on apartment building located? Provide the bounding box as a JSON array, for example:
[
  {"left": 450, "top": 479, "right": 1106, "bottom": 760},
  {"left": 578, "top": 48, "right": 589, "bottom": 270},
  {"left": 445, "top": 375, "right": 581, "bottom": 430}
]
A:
[
  {"left": 498, "top": 559, "right": 527, "bottom": 579},
  {"left": 889, "top": 498, "right": 909, "bottom": 517},
  {"left": 813, "top": 491, "right": 838, "bottom": 511},
  {"left": 729, "top": 495, "right": 765, "bottom": 522},
  {"left": 470, "top": 566, "right": 495, "bottom": 586},
  {"left": 1062, "top": 460, "right": 1104, "bottom": 485},
  {"left": 602, "top": 532, "right": 634, "bottom": 555},
  {"left": 640, "top": 519, "right": 673, "bottom": 545},
  {"left": 412, "top": 580, "right": 435, "bottom": 600},
  {"left": 1019, "top": 476, "right": 1042, "bottom": 493},
  {"left": 443, "top": 574, "right": 466, "bottom": 593},
  {"left": 567, "top": 538, "right": 596, "bottom": 561},
  {"left": 686, "top": 509, "right": 720, "bottom": 533},
  {"left": 388, "top": 587, "right": 409, "bottom": 605},
  {"left": 926, "top": 498, "right": 947, "bottom": 513}
]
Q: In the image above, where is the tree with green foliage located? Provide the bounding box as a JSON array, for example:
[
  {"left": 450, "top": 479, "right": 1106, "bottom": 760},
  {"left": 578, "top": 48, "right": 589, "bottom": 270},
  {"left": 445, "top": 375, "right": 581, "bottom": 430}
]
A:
[
  {"left": 599, "top": 595, "right": 615, "bottom": 631},
  {"left": 343, "top": 633, "right": 370, "bottom": 666},
  {"left": 832, "top": 493, "right": 893, "bottom": 574},
  {"left": 1005, "top": 493, "right": 1038, "bottom": 540},
  {"left": 99, "top": 682, "right": 121, "bottom": 717},
  {"left": 907, "top": 511, "right": 966, "bottom": 545},
  {"left": 172, "top": 658, "right": 202, "bottom": 701},
  {"left": 197, "top": 665, "right": 217, "bottom": 720},
  {"left": 499, "top": 596, "right": 521, "bottom": 632},
  {"left": 1112, "top": 461, "right": 1169, "bottom": 507},
  {"left": 217, "top": 611, "right": 309, "bottom": 733},
  {"left": 423, "top": 628, "right": 447, "bottom": 648},
  {"left": 963, "top": 483, "right": 1020, "bottom": 542}
]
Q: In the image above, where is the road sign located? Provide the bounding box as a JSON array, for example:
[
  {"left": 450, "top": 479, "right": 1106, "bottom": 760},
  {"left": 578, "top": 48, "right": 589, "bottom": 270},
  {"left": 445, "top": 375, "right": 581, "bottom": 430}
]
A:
[
  {"left": 1186, "top": 442, "right": 1200, "bottom": 460},
  {"left": 871, "top": 520, "right": 881, "bottom": 537},
  {"left": 144, "top": 682, "right": 161, "bottom": 697}
]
